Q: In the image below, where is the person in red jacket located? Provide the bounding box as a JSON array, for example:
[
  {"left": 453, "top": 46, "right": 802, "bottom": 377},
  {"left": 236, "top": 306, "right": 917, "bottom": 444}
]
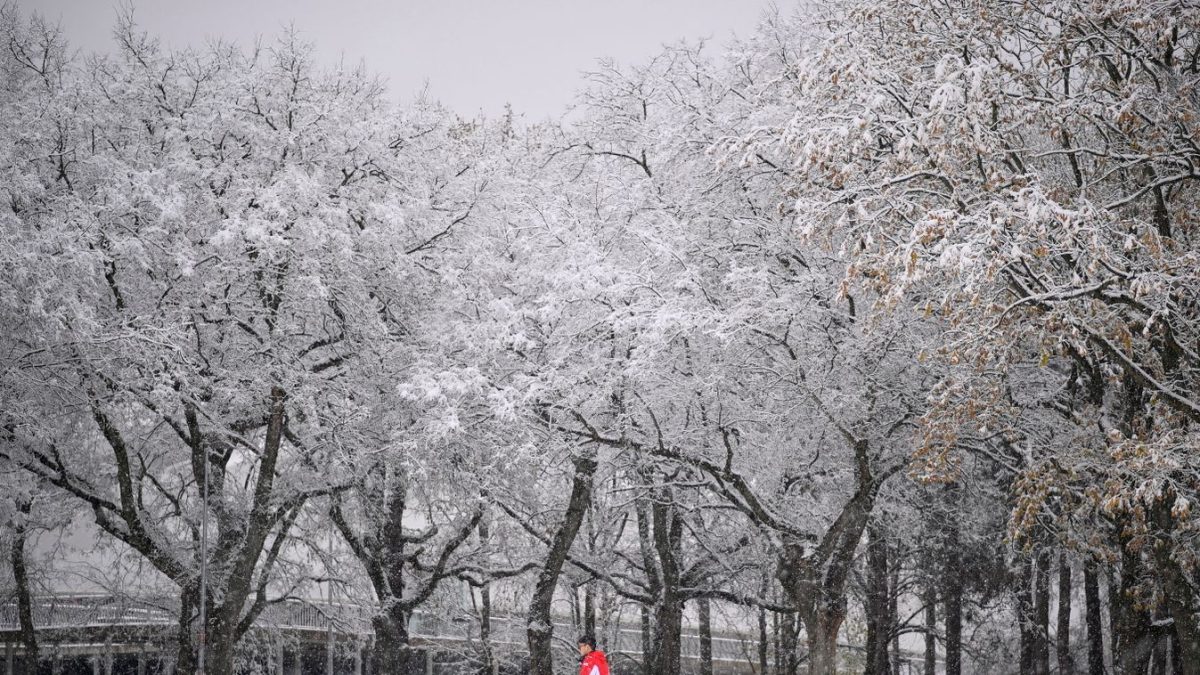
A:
[{"left": 577, "top": 634, "right": 610, "bottom": 675}]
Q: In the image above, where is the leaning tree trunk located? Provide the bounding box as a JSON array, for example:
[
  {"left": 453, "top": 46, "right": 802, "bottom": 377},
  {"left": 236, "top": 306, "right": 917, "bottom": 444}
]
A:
[{"left": 527, "top": 453, "right": 597, "bottom": 675}]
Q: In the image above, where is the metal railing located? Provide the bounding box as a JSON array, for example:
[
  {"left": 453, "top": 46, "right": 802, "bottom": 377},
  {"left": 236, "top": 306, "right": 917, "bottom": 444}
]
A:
[
  {"left": 0, "top": 593, "right": 936, "bottom": 670},
  {"left": 0, "top": 593, "right": 759, "bottom": 663}
]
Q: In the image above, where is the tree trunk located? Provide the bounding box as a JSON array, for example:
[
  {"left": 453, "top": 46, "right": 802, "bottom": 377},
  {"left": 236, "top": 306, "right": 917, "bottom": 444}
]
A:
[
  {"left": 175, "top": 583, "right": 199, "bottom": 675},
  {"left": 944, "top": 536, "right": 962, "bottom": 675},
  {"left": 781, "top": 611, "right": 800, "bottom": 675},
  {"left": 698, "top": 597, "right": 714, "bottom": 675},
  {"left": 636, "top": 498, "right": 660, "bottom": 675},
  {"left": 479, "top": 517, "right": 496, "bottom": 675},
  {"left": 761, "top": 605, "right": 771, "bottom": 675},
  {"left": 652, "top": 591, "right": 684, "bottom": 675},
  {"left": 641, "top": 604, "right": 654, "bottom": 675},
  {"left": 481, "top": 583, "right": 496, "bottom": 675},
  {"left": 1036, "top": 550, "right": 1053, "bottom": 674},
  {"left": 803, "top": 610, "right": 843, "bottom": 675},
  {"left": 528, "top": 453, "right": 597, "bottom": 675},
  {"left": 1157, "top": 555, "right": 1200, "bottom": 675},
  {"left": 170, "top": 387, "right": 294, "bottom": 675},
  {"left": 207, "top": 615, "right": 242, "bottom": 675},
  {"left": 864, "top": 522, "right": 891, "bottom": 675},
  {"left": 1084, "top": 560, "right": 1104, "bottom": 675},
  {"left": 372, "top": 610, "right": 424, "bottom": 675},
  {"left": 924, "top": 583, "right": 937, "bottom": 675},
  {"left": 1019, "top": 556, "right": 1036, "bottom": 675},
  {"left": 11, "top": 498, "right": 38, "bottom": 674},
  {"left": 650, "top": 501, "right": 684, "bottom": 675},
  {"left": 1150, "top": 611, "right": 1168, "bottom": 675},
  {"left": 777, "top": 440, "right": 879, "bottom": 675},
  {"left": 583, "top": 503, "right": 597, "bottom": 642},
  {"left": 1112, "top": 543, "right": 1152, "bottom": 674},
  {"left": 583, "top": 583, "right": 596, "bottom": 639},
  {"left": 1151, "top": 499, "right": 1200, "bottom": 675},
  {"left": 889, "top": 543, "right": 901, "bottom": 675},
  {"left": 1172, "top": 622, "right": 1184, "bottom": 675},
  {"left": 1058, "top": 554, "right": 1073, "bottom": 675}
]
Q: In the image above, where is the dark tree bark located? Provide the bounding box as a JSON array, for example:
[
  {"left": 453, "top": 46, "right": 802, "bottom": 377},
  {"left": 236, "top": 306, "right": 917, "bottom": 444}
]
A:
[
  {"left": 923, "top": 584, "right": 937, "bottom": 675},
  {"left": 1058, "top": 554, "right": 1074, "bottom": 675},
  {"left": 864, "top": 522, "right": 891, "bottom": 675},
  {"left": 24, "top": 386, "right": 313, "bottom": 675},
  {"left": 1112, "top": 541, "right": 1152, "bottom": 675},
  {"left": 698, "top": 597, "right": 714, "bottom": 675},
  {"left": 1036, "top": 550, "right": 1053, "bottom": 674},
  {"left": 331, "top": 463, "right": 482, "bottom": 674},
  {"left": 11, "top": 497, "right": 38, "bottom": 674},
  {"left": 478, "top": 517, "right": 496, "bottom": 675},
  {"left": 1156, "top": 553, "right": 1200, "bottom": 675},
  {"left": 1151, "top": 498, "right": 1200, "bottom": 674},
  {"left": 1172, "top": 622, "right": 1184, "bottom": 675},
  {"left": 777, "top": 439, "right": 883, "bottom": 675},
  {"left": 527, "top": 453, "right": 597, "bottom": 675},
  {"left": 582, "top": 502, "right": 597, "bottom": 641},
  {"left": 1019, "top": 556, "right": 1037, "bottom": 675},
  {"left": 641, "top": 604, "right": 654, "bottom": 675},
  {"left": 480, "top": 582, "right": 495, "bottom": 675},
  {"left": 649, "top": 499, "right": 685, "bottom": 675},
  {"left": 557, "top": 413, "right": 891, "bottom": 675},
  {"left": 583, "top": 583, "right": 596, "bottom": 639},
  {"left": 636, "top": 498, "right": 660, "bottom": 675},
  {"left": 174, "top": 583, "right": 199, "bottom": 675},
  {"left": 890, "top": 542, "right": 902, "bottom": 675},
  {"left": 1150, "top": 608, "right": 1168, "bottom": 675},
  {"left": 1084, "top": 560, "right": 1105, "bottom": 675},
  {"left": 944, "top": 525, "right": 962, "bottom": 675},
  {"left": 183, "top": 387, "right": 307, "bottom": 675}
]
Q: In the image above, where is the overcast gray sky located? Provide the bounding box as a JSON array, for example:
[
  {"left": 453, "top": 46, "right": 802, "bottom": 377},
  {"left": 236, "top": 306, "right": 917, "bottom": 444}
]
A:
[{"left": 25, "top": 0, "right": 776, "bottom": 119}]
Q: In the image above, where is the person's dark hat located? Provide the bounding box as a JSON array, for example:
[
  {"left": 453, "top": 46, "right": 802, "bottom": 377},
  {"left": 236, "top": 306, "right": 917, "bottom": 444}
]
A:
[{"left": 577, "top": 634, "right": 596, "bottom": 647}]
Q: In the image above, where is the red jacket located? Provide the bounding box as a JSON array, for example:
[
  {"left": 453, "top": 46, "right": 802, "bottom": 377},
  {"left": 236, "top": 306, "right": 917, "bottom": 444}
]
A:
[{"left": 579, "top": 650, "right": 610, "bottom": 675}]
